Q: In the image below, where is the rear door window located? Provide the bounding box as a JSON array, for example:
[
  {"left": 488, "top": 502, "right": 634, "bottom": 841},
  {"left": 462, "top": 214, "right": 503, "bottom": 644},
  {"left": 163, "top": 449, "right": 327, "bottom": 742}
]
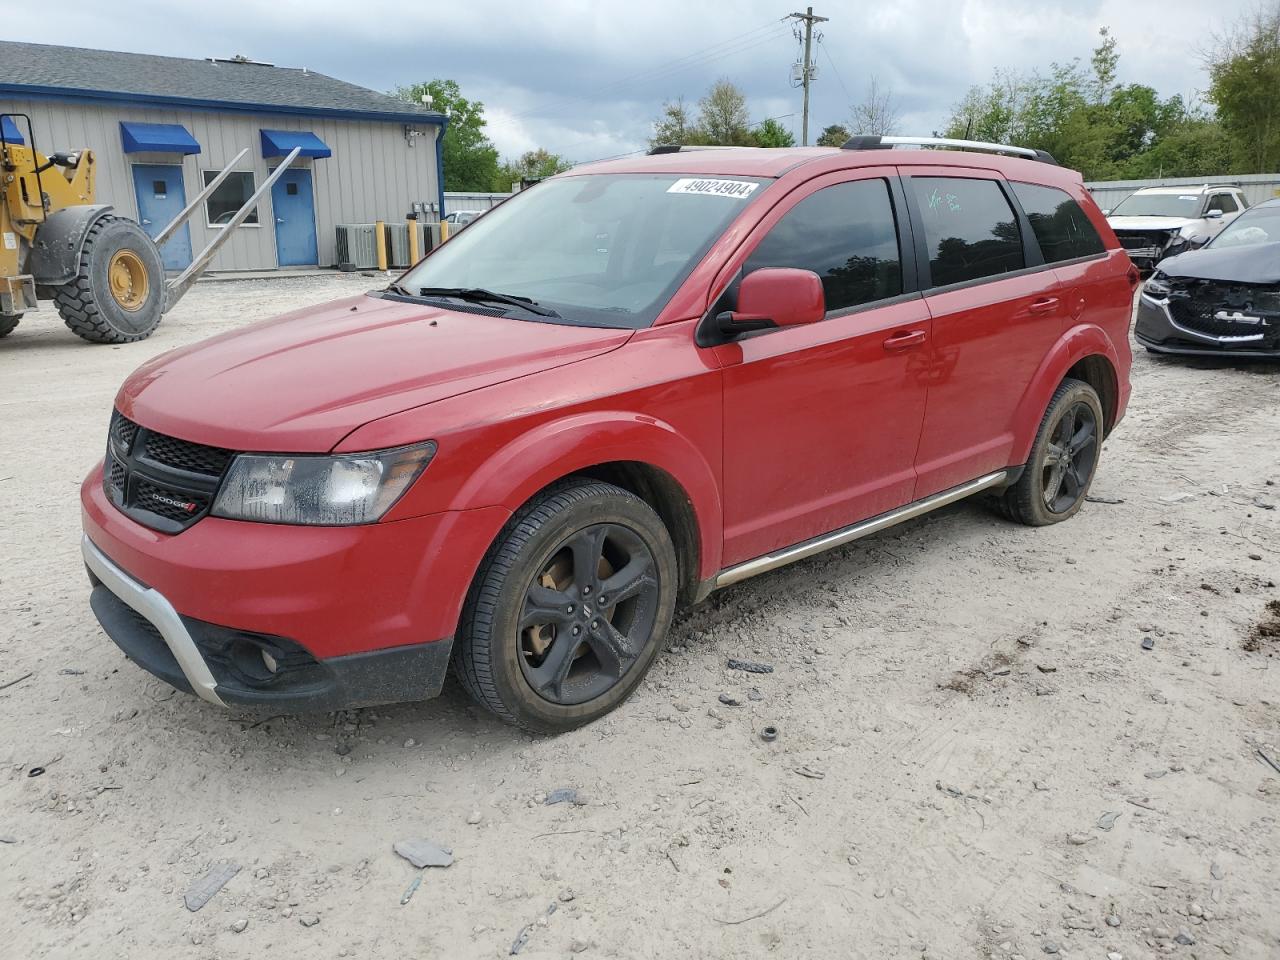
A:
[
  {"left": 744, "top": 178, "right": 902, "bottom": 312},
  {"left": 1010, "top": 182, "right": 1106, "bottom": 263},
  {"left": 910, "top": 177, "right": 1024, "bottom": 287},
  {"left": 1207, "top": 193, "right": 1239, "bottom": 214}
]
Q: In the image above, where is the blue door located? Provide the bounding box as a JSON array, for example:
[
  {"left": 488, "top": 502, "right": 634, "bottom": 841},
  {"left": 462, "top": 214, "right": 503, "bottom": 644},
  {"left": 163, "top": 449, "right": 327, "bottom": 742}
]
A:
[
  {"left": 131, "top": 164, "right": 192, "bottom": 270},
  {"left": 271, "top": 168, "right": 318, "bottom": 266}
]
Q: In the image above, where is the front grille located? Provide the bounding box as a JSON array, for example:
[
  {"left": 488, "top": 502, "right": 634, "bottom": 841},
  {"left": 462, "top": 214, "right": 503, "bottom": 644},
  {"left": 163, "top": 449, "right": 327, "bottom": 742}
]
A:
[
  {"left": 1167, "top": 282, "right": 1279, "bottom": 341},
  {"left": 143, "top": 431, "right": 234, "bottom": 476},
  {"left": 103, "top": 411, "right": 235, "bottom": 534}
]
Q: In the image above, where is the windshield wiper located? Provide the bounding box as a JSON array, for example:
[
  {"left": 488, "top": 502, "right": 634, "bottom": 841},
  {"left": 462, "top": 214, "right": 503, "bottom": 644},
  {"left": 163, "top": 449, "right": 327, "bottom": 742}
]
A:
[
  {"left": 417, "top": 286, "right": 561, "bottom": 318},
  {"left": 385, "top": 281, "right": 415, "bottom": 298}
]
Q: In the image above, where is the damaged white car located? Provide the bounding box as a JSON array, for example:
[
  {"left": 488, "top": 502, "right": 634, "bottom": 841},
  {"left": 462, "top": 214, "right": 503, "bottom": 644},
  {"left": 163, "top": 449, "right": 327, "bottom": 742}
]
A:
[{"left": 1105, "top": 185, "right": 1247, "bottom": 271}]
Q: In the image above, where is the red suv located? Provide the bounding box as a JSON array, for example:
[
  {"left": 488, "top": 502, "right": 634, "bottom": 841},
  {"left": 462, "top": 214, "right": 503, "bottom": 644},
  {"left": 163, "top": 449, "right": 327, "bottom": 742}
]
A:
[{"left": 81, "top": 136, "right": 1135, "bottom": 732}]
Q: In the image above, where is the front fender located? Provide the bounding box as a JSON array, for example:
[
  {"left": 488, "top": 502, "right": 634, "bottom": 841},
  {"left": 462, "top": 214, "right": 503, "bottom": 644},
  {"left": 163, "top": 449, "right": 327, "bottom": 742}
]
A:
[
  {"left": 1010, "top": 323, "right": 1123, "bottom": 464},
  {"left": 447, "top": 410, "right": 723, "bottom": 581},
  {"left": 29, "top": 204, "right": 114, "bottom": 285}
]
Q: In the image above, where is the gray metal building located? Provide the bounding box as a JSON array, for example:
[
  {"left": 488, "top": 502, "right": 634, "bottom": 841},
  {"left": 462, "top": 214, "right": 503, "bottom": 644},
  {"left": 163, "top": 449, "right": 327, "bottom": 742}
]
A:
[{"left": 0, "top": 41, "right": 445, "bottom": 272}]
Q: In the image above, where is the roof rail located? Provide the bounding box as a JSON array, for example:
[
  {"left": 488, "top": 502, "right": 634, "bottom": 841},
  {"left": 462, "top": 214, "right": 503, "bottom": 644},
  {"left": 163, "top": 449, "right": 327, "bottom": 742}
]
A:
[
  {"left": 841, "top": 135, "right": 1058, "bottom": 165},
  {"left": 647, "top": 144, "right": 756, "bottom": 155}
]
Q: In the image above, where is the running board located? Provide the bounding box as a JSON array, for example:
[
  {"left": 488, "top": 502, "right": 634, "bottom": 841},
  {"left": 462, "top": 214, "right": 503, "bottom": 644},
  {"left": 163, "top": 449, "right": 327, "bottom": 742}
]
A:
[
  {"left": 162, "top": 146, "right": 302, "bottom": 312},
  {"left": 714, "top": 471, "right": 1009, "bottom": 589}
]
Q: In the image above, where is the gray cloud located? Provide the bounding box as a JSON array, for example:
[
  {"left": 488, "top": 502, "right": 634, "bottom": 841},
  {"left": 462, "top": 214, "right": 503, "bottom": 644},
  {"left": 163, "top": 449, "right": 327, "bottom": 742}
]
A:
[{"left": 5, "top": 0, "right": 1253, "bottom": 162}]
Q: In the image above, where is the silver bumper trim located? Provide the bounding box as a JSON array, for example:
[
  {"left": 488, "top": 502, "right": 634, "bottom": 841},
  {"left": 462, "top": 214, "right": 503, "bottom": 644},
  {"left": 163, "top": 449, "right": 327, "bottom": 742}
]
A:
[
  {"left": 82, "top": 535, "right": 225, "bottom": 706},
  {"left": 715, "top": 471, "right": 1008, "bottom": 589}
]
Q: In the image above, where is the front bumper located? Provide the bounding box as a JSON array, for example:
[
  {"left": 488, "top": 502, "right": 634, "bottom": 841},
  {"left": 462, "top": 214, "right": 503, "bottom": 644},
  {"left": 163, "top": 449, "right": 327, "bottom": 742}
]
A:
[
  {"left": 1135, "top": 294, "right": 1280, "bottom": 358},
  {"left": 85, "top": 537, "right": 453, "bottom": 710},
  {"left": 81, "top": 461, "right": 512, "bottom": 710}
]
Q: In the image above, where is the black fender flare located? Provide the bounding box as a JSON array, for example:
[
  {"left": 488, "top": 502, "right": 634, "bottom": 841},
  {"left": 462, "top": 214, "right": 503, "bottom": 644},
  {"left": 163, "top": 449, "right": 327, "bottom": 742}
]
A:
[{"left": 29, "top": 204, "right": 116, "bottom": 286}]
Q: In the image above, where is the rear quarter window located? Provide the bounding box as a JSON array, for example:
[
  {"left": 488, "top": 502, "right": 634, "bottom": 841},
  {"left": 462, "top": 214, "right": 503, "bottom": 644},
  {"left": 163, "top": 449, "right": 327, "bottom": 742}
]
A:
[{"left": 1010, "top": 182, "right": 1106, "bottom": 263}]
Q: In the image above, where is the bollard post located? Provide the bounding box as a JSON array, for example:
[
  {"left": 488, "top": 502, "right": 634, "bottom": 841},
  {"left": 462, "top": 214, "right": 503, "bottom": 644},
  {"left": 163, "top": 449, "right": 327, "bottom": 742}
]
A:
[
  {"left": 407, "top": 219, "right": 420, "bottom": 263},
  {"left": 440, "top": 220, "right": 450, "bottom": 243},
  {"left": 375, "top": 220, "right": 387, "bottom": 271}
]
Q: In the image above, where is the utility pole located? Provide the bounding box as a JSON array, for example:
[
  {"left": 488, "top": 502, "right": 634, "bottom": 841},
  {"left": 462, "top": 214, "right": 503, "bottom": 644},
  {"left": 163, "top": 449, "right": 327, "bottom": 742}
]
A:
[{"left": 789, "top": 7, "right": 828, "bottom": 146}]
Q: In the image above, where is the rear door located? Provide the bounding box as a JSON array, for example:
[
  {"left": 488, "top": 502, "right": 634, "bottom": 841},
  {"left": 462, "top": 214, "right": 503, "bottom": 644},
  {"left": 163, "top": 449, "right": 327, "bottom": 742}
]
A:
[
  {"left": 903, "top": 168, "right": 1066, "bottom": 497},
  {"left": 714, "top": 169, "right": 931, "bottom": 566}
]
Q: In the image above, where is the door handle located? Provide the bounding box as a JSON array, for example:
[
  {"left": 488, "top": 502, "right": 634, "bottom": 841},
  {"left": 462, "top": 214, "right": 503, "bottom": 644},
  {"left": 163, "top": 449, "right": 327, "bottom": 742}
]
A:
[
  {"left": 883, "top": 329, "right": 927, "bottom": 351},
  {"left": 276, "top": 218, "right": 285, "bottom": 223},
  {"left": 141, "top": 219, "right": 152, "bottom": 225},
  {"left": 1029, "top": 297, "right": 1060, "bottom": 315}
]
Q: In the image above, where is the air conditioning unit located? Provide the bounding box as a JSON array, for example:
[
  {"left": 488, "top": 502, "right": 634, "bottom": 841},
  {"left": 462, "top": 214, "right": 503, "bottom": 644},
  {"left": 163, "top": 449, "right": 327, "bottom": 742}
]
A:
[
  {"left": 384, "top": 223, "right": 411, "bottom": 268},
  {"left": 334, "top": 224, "right": 379, "bottom": 271}
]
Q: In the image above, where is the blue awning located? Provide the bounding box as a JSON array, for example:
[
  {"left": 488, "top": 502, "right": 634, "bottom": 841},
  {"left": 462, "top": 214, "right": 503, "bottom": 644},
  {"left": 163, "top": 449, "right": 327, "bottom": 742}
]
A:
[
  {"left": 119, "top": 121, "right": 201, "bottom": 154},
  {"left": 1, "top": 116, "right": 25, "bottom": 144},
  {"left": 260, "top": 129, "right": 331, "bottom": 159}
]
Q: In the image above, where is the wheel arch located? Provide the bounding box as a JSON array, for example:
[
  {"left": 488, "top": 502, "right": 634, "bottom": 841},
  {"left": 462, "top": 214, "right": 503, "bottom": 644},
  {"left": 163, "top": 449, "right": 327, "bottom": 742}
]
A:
[
  {"left": 28, "top": 204, "right": 115, "bottom": 286},
  {"left": 440, "top": 411, "right": 722, "bottom": 601},
  {"left": 1011, "top": 324, "right": 1122, "bottom": 464}
]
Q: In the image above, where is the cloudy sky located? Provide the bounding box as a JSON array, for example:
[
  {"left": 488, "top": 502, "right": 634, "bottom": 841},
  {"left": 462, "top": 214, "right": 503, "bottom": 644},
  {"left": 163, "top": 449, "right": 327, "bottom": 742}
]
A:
[{"left": 2, "top": 0, "right": 1258, "bottom": 163}]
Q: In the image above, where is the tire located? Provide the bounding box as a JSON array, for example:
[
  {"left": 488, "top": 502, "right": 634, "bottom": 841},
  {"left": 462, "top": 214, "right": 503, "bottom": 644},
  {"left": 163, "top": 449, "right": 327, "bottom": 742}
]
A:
[
  {"left": 54, "top": 216, "right": 165, "bottom": 344},
  {"left": 0, "top": 315, "right": 19, "bottom": 338},
  {"left": 1000, "top": 377, "right": 1105, "bottom": 526},
  {"left": 454, "top": 479, "right": 678, "bottom": 733}
]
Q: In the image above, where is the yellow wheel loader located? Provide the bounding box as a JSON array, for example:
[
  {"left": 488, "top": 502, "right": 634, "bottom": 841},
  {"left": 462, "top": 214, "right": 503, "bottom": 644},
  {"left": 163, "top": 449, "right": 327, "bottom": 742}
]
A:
[
  {"left": 1, "top": 113, "right": 302, "bottom": 343},
  {"left": 1, "top": 113, "right": 166, "bottom": 342}
]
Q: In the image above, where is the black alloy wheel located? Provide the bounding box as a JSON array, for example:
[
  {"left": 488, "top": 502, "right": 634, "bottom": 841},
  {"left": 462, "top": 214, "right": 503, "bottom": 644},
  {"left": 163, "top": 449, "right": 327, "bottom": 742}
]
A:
[
  {"left": 454, "top": 479, "right": 677, "bottom": 732},
  {"left": 1041, "top": 400, "right": 1099, "bottom": 514},
  {"left": 1000, "top": 377, "right": 1106, "bottom": 526},
  {"left": 518, "top": 522, "right": 662, "bottom": 705}
]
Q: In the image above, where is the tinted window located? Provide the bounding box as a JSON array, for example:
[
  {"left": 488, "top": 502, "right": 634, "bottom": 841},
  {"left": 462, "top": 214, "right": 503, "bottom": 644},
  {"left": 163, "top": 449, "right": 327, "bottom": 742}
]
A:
[
  {"left": 203, "top": 170, "right": 259, "bottom": 226},
  {"left": 744, "top": 179, "right": 901, "bottom": 312},
  {"left": 1011, "top": 182, "right": 1105, "bottom": 263},
  {"left": 1207, "top": 193, "right": 1238, "bottom": 214},
  {"left": 911, "top": 177, "right": 1024, "bottom": 287}
]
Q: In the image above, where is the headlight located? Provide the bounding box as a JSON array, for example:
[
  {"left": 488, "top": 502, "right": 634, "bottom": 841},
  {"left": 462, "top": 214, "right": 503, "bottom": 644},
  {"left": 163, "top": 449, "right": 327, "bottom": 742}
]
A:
[
  {"left": 1143, "top": 274, "right": 1171, "bottom": 299},
  {"left": 212, "top": 442, "right": 436, "bottom": 525}
]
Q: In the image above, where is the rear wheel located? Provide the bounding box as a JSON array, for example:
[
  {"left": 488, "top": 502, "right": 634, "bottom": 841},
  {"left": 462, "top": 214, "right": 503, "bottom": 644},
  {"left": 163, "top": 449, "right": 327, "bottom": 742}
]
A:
[
  {"left": 0, "top": 315, "right": 19, "bottom": 338},
  {"left": 54, "top": 216, "right": 165, "bottom": 343},
  {"left": 1000, "top": 378, "right": 1104, "bottom": 526},
  {"left": 454, "top": 479, "right": 678, "bottom": 732}
]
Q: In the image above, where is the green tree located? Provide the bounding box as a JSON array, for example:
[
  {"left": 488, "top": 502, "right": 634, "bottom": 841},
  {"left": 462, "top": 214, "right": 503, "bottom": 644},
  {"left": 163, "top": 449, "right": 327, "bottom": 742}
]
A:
[
  {"left": 753, "top": 117, "right": 796, "bottom": 148},
  {"left": 394, "top": 79, "right": 499, "bottom": 192},
  {"left": 495, "top": 149, "right": 573, "bottom": 191},
  {"left": 815, "top": 123, "right": 850, "bottom": 147},
  {"left": 1207, "top": 4, "right": 1280, "bottom": 173},
  {"left": 697, "top": 79, "right": 753, "bottom": 145},
  {"left": 650, "top": 97, "right": 706, "bottom": 148}
]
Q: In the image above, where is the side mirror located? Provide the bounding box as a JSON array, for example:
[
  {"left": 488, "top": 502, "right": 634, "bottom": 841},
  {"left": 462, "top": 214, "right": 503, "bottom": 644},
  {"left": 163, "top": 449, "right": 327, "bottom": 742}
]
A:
[
  {"left": 1205, "top": 209, "right": 1224, "bottom": 220},
  {"left": 715, "top": 268, "right": 825, "bottom": 338}
]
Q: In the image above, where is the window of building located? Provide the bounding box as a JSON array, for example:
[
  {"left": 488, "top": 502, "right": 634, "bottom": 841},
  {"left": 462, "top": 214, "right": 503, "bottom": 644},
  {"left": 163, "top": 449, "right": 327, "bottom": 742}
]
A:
[
  {"left": 744, "top": 179, "right": 902, "bottom": 312},
  {"left": 203, "top": 170, "right": 259, "bottom": 226},
  {"left": 910, "top": 177, "right": 1024, "bottom": 287},
  {"left": 1010, "top": 182, "right": 1106, "bottom": 263}
]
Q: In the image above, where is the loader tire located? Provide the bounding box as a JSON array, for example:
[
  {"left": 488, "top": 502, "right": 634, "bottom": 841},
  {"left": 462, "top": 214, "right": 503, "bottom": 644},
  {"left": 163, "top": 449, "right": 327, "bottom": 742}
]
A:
[
  {"left": 54, "top": 216, "right": 165, "bottom": 344},
  {"left": 0, "top": 315, "right": 19, "bottom": 338}
]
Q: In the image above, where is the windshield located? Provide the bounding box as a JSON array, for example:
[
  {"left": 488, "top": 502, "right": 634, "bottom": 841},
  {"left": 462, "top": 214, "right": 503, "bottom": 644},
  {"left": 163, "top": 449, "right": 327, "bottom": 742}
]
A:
[
  {"left": 1210, "top": 205, "right": 1280, "bottom": 249},
  {"left": 400, "top": 173, "right": 768, "bottom": 327},
  {"left": 1109, "top": 192, "right": 1202, "bottom": 218}
]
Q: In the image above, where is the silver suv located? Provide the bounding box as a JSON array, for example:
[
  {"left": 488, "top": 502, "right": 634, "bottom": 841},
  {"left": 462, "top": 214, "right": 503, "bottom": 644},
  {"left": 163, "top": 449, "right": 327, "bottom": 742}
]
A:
[{"left": 1105, "top": 185, "right": 1247, "bottom": 270}]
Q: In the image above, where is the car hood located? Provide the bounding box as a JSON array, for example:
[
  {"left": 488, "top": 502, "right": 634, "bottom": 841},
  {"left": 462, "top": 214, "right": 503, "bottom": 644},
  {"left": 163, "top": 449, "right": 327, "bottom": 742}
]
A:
[
  {"left": 1158, "top": 241, "right": 1280, "bottom": 285},
  {"left": 116, "top": 293, "right": 633, "bottom": 452},
  {"left": 1106, "top": 216, "right": 1194, "bottom": 232}
]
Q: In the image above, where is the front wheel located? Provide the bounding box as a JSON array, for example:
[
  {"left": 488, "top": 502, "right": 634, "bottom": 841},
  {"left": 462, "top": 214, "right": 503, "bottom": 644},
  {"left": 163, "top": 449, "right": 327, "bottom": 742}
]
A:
[
  {"left": 454, "top": 479, "right": 678, "bottom": 732},
  {"left": 1000, "top": 378, "right": 1104, "bottom": 526},
  {"left": 54, "top": 216, "right": 165, "bottom": 344},
  {"left": 0, "top": 315, "right": 19, "bottom": 338}
]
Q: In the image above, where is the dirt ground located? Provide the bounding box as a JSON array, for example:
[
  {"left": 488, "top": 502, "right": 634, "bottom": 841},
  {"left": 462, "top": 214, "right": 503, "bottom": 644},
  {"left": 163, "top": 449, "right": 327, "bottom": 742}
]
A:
[{"left": 2, "top": 274, "right": 1278, "bottom": 960}]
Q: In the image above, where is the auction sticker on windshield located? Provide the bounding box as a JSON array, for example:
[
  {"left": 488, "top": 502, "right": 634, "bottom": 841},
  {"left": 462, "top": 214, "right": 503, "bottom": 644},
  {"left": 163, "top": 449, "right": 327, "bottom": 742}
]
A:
[{"left": 667, "top": 178, "right": 759, "bottom": 199}]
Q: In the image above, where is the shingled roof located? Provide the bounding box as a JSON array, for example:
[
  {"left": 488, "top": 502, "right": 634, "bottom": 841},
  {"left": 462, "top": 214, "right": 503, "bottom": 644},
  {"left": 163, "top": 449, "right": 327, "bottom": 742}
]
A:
[{"left": 0, "top": 41, "right": 445, "bottom": 124}]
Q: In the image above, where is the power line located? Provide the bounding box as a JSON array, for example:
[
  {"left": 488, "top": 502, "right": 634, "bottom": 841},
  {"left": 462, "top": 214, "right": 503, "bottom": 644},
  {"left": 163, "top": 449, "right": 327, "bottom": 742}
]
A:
[
  {"left": 507, "top": 20, "right": 791, "bottom": 123},
  {"left": 818, "top": 38, "right": 852, "bottom": 105}
]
